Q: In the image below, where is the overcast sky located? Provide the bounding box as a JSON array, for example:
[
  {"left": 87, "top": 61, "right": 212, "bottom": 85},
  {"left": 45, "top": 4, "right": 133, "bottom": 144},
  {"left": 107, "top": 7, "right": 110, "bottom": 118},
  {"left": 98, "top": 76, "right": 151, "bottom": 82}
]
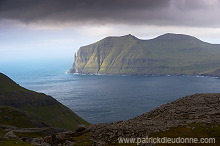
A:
[{"left": 1, "top": 0, "right": 220, "bottom": 61}]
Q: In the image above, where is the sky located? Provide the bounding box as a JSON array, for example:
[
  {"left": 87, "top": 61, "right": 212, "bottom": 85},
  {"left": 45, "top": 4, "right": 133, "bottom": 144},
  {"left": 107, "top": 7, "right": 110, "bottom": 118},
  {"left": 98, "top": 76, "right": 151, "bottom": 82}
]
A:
[{"left": 0, "top": 0, "right": 220, "bottom": 62}]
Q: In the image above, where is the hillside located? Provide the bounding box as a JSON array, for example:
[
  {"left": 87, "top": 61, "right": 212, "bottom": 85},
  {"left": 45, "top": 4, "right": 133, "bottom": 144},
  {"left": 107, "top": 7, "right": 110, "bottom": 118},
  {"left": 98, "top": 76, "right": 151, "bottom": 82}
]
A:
[
  {"left": 0, "top": 106, "right": 49, "bottom": 128},
  {"left": 68, "top": 33, "right": 220, "bottom": 76},
  {"left": 0, "top": 73, "right": 89, "bottom": 130}
]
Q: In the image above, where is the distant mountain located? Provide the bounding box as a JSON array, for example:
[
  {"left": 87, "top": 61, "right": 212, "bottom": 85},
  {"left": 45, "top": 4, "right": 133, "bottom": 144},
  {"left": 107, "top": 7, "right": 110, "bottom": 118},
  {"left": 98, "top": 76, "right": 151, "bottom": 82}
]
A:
[
  {"left": 0, "top": 73, "right": 89, "bottom": 130},
  {"left": 68, "top": 33, "right": 220, "bottom": 76}
]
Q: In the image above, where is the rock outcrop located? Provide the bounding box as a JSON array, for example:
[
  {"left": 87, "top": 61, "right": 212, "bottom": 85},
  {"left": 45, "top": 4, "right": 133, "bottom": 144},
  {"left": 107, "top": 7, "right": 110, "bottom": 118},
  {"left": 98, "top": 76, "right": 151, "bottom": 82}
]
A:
[{"left": 87, "top": 93, "right": 220, "bottom": 144}]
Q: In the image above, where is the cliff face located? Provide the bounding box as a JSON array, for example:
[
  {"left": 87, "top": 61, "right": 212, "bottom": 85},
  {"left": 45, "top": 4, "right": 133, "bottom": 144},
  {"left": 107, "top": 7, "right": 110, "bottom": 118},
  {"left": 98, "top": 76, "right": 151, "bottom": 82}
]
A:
[{"left": 68, "top": 33, "right": 220, "bottom": 76}]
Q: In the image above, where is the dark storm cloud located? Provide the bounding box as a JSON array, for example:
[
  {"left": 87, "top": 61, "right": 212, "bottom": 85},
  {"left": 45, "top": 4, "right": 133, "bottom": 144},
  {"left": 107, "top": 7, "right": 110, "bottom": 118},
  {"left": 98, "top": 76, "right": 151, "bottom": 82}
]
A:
[{"left": 0, "top": 0, "right": 220, "bottom": 27}]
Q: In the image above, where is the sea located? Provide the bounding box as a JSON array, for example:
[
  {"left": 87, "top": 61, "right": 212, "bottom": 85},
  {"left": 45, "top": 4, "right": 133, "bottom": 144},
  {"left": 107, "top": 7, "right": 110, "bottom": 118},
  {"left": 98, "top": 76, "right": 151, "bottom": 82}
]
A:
[{"left": 1, "top": 59, "right": 220, "bottom": 124}]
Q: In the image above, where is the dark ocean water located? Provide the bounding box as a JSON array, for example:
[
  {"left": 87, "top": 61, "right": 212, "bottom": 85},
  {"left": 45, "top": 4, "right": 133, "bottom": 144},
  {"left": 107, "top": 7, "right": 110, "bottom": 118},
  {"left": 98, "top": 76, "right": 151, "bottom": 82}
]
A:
[{"left": 1, "top": 60, "right": 220, "bottom": 124}]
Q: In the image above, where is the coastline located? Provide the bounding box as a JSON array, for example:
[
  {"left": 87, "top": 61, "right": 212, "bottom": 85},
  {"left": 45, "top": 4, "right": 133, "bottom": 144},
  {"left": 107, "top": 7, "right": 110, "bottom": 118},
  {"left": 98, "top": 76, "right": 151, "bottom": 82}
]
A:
[{"left": 65, "top": 71, "right": 220, "bottom": 78}]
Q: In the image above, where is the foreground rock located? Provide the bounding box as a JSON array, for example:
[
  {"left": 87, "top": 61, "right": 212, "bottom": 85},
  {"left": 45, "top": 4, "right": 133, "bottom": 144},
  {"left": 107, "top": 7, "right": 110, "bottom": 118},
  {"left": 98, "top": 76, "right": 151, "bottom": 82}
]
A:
[{"left": 88, "top": 93, "right": 220, "bottom": 144}]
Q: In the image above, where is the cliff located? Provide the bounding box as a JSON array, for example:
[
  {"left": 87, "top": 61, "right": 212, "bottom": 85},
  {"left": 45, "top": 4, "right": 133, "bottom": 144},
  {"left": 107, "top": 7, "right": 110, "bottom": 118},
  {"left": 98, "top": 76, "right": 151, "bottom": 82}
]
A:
[{"left": 68, "top": 33, "right": 220, "bottom": 76}]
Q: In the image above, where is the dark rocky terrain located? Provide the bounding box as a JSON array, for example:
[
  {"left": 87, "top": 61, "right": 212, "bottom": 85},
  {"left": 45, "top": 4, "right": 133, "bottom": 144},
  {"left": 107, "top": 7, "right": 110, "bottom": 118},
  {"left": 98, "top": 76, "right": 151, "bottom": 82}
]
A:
[
  {"left": 87, "top": 93, "right": 220, "bottom": 145},
  {"left": 4, "top": 93, "right": 218, "bottom": 145}
]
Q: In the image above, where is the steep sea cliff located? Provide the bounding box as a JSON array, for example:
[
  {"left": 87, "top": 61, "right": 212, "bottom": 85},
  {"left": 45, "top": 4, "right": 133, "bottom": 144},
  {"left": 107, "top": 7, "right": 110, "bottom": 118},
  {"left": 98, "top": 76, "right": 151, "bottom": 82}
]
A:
[{"left": 68, "top": 33, "right": 220, "bottom": 76}]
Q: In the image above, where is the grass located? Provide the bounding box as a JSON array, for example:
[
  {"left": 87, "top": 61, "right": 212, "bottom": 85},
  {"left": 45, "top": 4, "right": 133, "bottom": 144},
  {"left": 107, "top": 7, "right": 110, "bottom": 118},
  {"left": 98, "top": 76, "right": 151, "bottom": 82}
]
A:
[
  {"left": 0, "top": 139, "right": 32, "bottom": 146},
  {"left": 149, "top": 123, "right": 220, "bottom": 146},
  {"left": 14, "top": 128, "right": 62, "bottom": 138},
  {"left": 0, "top": 106, "right": 48, "bottom": 128},
  {"left": 23, "top": 104, "right": 90, "bottom": 130},
  {"left": 0, "top": 127, "right": 6, "bottom": 138},
  {"left": 0, "top": 73, "right": 26, "bottom": 92},
  {"left": 15, "top": 131, "right": 46, "bottom": 138},
  {"left": 71, "top": 132, "right": 93, "bottom": 146}
]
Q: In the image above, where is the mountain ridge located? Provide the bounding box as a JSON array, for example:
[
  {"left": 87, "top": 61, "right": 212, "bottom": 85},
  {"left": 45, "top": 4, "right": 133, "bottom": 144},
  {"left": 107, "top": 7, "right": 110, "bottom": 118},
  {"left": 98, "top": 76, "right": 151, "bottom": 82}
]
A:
[
  {"left": 68, "top": 33, "right": 220, "bottom": 76},
  {"left": 152, "top": 33, "right": 203, "bottom": 42}
]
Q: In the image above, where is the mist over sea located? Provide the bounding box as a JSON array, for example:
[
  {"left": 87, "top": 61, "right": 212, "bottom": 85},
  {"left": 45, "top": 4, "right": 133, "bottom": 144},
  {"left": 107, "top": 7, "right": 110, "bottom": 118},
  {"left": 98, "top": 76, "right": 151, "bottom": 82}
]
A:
[{"left": 1, "top": 59, "right": 220, "bottom": 124}]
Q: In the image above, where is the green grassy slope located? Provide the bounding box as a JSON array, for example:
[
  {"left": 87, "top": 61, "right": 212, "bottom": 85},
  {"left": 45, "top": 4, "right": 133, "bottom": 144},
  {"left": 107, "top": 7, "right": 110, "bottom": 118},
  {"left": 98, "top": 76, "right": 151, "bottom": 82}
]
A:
[
  {"left": 0, "top": 73, "right": 26, "bottom": 92},
  {"left": 68, "top": 33, "right": 220, "bottom": 76},
  {"left": 150, "top": 123, "right": 220, "bottom": 145},
  {"left": 0, "top": 106, "right": 49, "bottom": 128},
  {"left": 0, "top": 73, "right": 90, "bottom": 130}
]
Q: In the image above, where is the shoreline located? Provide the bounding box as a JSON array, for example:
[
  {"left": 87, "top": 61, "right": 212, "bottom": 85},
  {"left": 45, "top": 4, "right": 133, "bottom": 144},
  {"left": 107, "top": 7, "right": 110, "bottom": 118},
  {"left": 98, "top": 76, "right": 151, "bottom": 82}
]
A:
[{"left": 66, "top": 72, "right": 220, "bottom": 78}]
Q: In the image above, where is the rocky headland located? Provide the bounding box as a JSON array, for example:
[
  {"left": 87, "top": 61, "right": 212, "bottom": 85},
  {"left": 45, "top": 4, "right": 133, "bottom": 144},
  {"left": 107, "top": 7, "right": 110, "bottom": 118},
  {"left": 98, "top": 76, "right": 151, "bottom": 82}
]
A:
[{"left": 68, "top": 33, "right": 220, "bottom": 77}]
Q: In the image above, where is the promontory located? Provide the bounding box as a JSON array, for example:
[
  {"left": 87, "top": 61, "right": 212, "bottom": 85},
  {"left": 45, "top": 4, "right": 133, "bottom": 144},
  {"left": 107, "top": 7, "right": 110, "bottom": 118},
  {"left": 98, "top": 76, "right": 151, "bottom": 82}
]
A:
[{"left": 68, "top": 33, "right": 220, "bottom": 76}]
